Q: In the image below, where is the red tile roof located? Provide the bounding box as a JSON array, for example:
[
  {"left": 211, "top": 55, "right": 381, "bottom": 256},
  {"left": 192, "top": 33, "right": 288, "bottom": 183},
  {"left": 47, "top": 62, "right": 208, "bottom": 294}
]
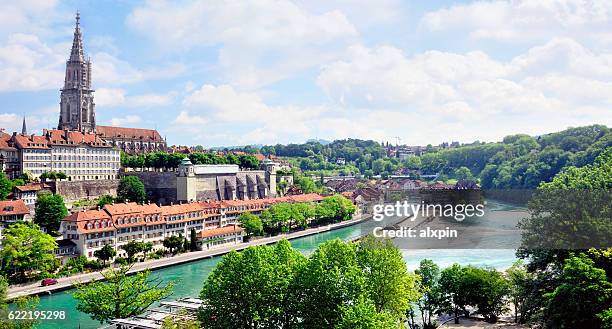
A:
[
  {"left": 14, "top": 183, "right": 51, "bottom": 193},
  {"left": 0, "top": 200, "right": 29, "bottom": 216},
  {"left": 197, "top": 225, "right": 244, "bottom": 238},
  {"left": 96, "top": 126, "right": 163, "bottom": 141}
]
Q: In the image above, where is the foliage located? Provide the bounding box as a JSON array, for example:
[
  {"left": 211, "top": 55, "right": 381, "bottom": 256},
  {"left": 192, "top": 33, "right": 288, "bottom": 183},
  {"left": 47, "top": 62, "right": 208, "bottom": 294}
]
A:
[
  {"left": 120, "top": 240, "right": 147, "bottom": 263},
  {"left": 34, "top": 191, "right": 68, "bottom": 233},
  {"left": 544, "top": 255, "right": 612, "bottom": 329},
  {"left": 200, "top": 237, "right": 417, "bottom": 328},
  {"left": 39, "top": 171, "right": 67, "bottom": 181},
  {"left": 0, "top": 275, "right": 40, "bottom": 329},
  {"left": 336, "top": 297, "right": 397, "bottom": 329},
  {"left": 415, "top": 259, "right": 443, "bottom": 328},
  {"left": 122, "top": 151, "right": 260, "bottom": 170},
  {"left": 0, "top": 172, "right": 12, "bottom": 200},
  {"left": 163, "top": 235, "right": 184, "bottom": 255},
  {"left": 518, "top": 148, "right": 612, "bottom": 264},
  {"left": 190, "top": 228, "right": 198, "bottom": 251},
  {"left": 238, "top": 212, "right": 263, "bottom": 238},
  {"left": 503, "top": 260, "right": 538, "bottom": 324},
  {"left": 74, "top": 265, "right": 173, "bottom": 324},
  {"left": 96, "top": 195, "right": 115, "bottom": 208},
  {"left": 316, "top": 194, "right": 356, "bottom": 223},
  {"left": 200, "top": 240, "right": 307, "bottom": 328},
  {"left": 293, "top": 174, "right": 322, "bottom": 193},
  {"left": 116, "top": 176, "right": 146, "bottom": 203},
  {"left": 356, "top": 236, "right": 420, "bottom": 319},
  {"left": 0, "top": 222, "right": 58, "bottom": 283},
  {"left": 161, "top": 310, "right": 201, "bottom": 329},
  {"left": 57, "top": 255, "right": 104, "bottom": 276}
]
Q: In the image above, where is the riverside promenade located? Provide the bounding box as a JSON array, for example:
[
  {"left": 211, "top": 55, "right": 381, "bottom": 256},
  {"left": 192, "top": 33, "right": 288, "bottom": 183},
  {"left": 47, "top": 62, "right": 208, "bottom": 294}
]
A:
[{"left": 8, "top": 216, "right": 368, "bottom": 300}]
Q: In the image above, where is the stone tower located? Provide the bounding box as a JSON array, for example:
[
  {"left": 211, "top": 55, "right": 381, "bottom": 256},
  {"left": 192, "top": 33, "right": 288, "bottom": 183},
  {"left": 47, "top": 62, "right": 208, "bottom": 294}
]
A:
[{"left": 58, "top": 12, "right": 96, "bottom": 133}]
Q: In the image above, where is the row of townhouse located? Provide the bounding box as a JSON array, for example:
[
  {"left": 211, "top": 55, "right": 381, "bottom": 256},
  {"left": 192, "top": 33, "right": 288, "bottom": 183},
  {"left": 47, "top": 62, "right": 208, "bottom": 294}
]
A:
[{"left": 60, "top": 193, "right": 324, "bottom": 260}]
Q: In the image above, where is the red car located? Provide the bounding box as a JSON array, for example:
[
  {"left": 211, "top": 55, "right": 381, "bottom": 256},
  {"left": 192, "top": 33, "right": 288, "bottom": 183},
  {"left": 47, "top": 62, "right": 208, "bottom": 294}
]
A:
[{"left": 41, "top": 278, "right": 58, "bottom": 286}]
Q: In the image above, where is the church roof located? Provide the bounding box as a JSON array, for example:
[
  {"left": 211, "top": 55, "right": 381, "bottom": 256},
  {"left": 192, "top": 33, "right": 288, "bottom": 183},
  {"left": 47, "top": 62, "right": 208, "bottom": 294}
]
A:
[{"left": 96, "top": 125, "right": 163, "bottom": 142}]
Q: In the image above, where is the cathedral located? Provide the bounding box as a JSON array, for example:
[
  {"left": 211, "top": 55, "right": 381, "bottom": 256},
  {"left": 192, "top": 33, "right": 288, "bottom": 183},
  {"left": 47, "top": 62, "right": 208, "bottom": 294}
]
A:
[{"left": 59, "top": 13, "right": 166, "bottom": 154}]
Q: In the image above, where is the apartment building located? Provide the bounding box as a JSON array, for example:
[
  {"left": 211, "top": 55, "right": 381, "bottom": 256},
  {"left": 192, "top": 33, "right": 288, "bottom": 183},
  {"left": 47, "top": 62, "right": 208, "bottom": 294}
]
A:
[
  {"left": 5, "top": 129, "right": 120, "bottom": 181},
  {"left": 60, "top": 193, "right": 324, "bottom": 260}
]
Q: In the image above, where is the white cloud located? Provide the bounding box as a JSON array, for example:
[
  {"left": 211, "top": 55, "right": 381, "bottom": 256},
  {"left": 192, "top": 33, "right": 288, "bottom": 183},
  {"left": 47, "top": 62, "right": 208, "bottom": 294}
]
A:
[
  {"left": 178, "top": 84, "right": 328, "bottom": 144},
  {"left": 0, "top": 33, "right": 64, "bottom": 91},
  {"left": 127, "top": 0, "right": 357, "bottom": 88},
  {"left": 96, "top": 88, "right": 174, "bottom": 108},
  {"left": 111, "top": 115, "right": 142, "bottom": 127},
  {"left": 93, "top": 52, "right": 184, "bottom": 86},
  {"left": 316, "top": 40, "right": 612, "bottom": 143},
  {"left": 174, "top": 111, "right": 207, "bottom": 126},
  {"left": 420, "top": 0, "right": 612, "bottom": 44}
]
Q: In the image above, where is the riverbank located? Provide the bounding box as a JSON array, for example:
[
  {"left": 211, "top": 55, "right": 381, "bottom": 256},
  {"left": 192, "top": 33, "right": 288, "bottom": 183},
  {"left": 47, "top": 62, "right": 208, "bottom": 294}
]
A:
[{"left": 8, "top": 216, "right": 368, "bottom": 300}]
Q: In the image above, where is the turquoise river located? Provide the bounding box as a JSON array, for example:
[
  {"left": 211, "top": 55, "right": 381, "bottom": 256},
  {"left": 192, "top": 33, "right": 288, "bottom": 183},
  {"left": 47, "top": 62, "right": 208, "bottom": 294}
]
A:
[{"left": 33, "top": 200, "right": 525, "bottom": 329}]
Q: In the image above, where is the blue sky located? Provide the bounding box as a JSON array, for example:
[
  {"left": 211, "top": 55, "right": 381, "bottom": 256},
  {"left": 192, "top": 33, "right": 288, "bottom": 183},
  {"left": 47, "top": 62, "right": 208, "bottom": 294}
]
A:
[{"left": 1, "top": 0, "right": 611, "bottom": 147}]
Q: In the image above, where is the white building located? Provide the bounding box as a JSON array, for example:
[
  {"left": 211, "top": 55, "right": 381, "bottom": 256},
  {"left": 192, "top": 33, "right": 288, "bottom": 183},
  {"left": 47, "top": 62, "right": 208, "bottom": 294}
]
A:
[{"left": 8, "top": 129, "right": 120, "bottom": 181}]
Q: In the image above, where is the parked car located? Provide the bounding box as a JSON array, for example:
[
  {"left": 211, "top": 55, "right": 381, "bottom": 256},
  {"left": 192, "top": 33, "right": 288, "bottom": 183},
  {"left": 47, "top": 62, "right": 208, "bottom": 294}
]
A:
[{"left": 41, "top": 278, "right": 58, "bottom": 286}]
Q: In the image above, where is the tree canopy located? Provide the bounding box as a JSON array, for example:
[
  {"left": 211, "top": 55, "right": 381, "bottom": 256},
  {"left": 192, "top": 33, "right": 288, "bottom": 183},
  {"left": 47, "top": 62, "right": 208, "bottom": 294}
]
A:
[
  {"left": 200, "top": 237, "right": 419, "bottom": 328},
  {"left": 34, "top": 191, "right": 68, "bottom": 234},
  {"left": 117, "top": 176, "right": 147, "bottom": 203},
  {"left": 74, "top": 266, "right": 173, "bottom": 324}
]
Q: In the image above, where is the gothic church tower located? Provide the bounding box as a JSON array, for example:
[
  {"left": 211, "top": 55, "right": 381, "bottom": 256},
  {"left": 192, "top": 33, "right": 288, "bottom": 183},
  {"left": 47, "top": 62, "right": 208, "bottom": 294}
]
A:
[{"left": 58, "top": 12, "right": 96, "bottom": 132}]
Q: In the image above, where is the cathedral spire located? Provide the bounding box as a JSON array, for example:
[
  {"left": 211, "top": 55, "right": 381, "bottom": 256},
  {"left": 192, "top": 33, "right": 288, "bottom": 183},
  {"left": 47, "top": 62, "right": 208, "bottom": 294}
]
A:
[
  {"left": 69, "top": 11, "right": 84, "bottom": 62},
  {"left": 59, "top": 12, "right": 96, "bottom": 133},
  {"left": 21, "top": 115, "right": 27, "bottom": 135}
]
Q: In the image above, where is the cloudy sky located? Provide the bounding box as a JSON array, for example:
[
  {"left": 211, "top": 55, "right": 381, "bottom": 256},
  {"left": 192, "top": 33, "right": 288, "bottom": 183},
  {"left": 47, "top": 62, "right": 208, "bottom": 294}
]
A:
[{"left": 1, "top": 0, "right": 611, "bottom": 147}]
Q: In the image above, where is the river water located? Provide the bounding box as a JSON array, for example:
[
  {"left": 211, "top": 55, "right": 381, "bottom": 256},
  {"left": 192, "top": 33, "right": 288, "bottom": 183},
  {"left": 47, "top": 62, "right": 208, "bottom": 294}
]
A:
[{"left": 34, "top": 200, "right": 524, "bottom": 329}]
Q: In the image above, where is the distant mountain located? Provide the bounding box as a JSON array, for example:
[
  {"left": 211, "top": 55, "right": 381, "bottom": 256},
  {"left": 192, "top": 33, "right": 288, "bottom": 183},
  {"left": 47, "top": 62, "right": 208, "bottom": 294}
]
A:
[
  {"left": 209, "top": 144, "right": 263, "bottom": 150},
  {"left": 306, "top": 138, "right": 331, "bottom": 145}
]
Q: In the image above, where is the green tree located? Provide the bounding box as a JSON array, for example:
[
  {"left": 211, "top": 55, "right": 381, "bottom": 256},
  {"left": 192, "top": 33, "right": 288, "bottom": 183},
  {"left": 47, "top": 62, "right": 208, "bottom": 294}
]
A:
[
  {"left": 96, "top": 195, "right": 115, "bottom": 208},
  {"left": 74, "top": 266, "right": 173, "bottom": 324},
  {"left": 505, "top": 261, "right": 531, "bottom": 323},
  {"left": 356, "top": 236, "right": 420, "bottom": 320},
  {"left": 200, "top": 240, "right": 306, "bottom": 328},
  {"left": 93, "top": 244, "right": 116, "bottom": 266},
  {"left": 190, "top": 228, "right": 198, "bottom": 251},
  {"left": 545, "top": 255, "right": 612, "bottom": 329},
  {"left": 238, "top": 212, "right": 263, "bottom": 238},
  {"left": 121, "top": 240, "right": 145, "bottom": 263},
  {"left": 0, "top": 172, "right": 12, "bottom": 200},
  {"left": 0, "top": 223, "right": 58, "bottom": 283},
  {"left": 336, "top": 297, "right": 396, "bottom": 329},
  {"left": 453, "top": 166, "right": 474, "bottom": 180},
  {"left": 0, "top": 275, "right": 39, "bottom": 329},
  {"left": 238, "top": 154, "right": 260, "bottom": 169},
  {"left": 116, "top": 176, "right": 146, "bottom": 203},
  {"left": 34, "top": 191, "right": 68, "bottom": 233},
  {"left": 462, "top": 266, "right": 509, "bottom": 323},
  {"left": 415, "top": 259, "right": 443, "bottom": 329},
  {"left": 292, "top": 239, "right": 366, "bottom": 328},
  {"left": 439, "top": 264, "right": 469, "bottom": 324},
  {"left": 142, "top": 242, "right": 153, "bottom": 260},
  {"left": 316, "top": 194, "right": 356, "bottom": 223},
  {"left": 163, "top": 235, "right": 184, "bottom": 255}
]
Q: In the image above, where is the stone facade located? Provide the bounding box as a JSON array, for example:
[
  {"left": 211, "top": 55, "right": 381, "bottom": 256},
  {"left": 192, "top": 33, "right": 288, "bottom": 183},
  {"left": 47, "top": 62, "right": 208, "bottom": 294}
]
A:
[
  {"left": 51, "top": 179, "right": 120, "bottom": 203},
  {"left": 125, "top": 162, "right": 277, "bottom": 205}
]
